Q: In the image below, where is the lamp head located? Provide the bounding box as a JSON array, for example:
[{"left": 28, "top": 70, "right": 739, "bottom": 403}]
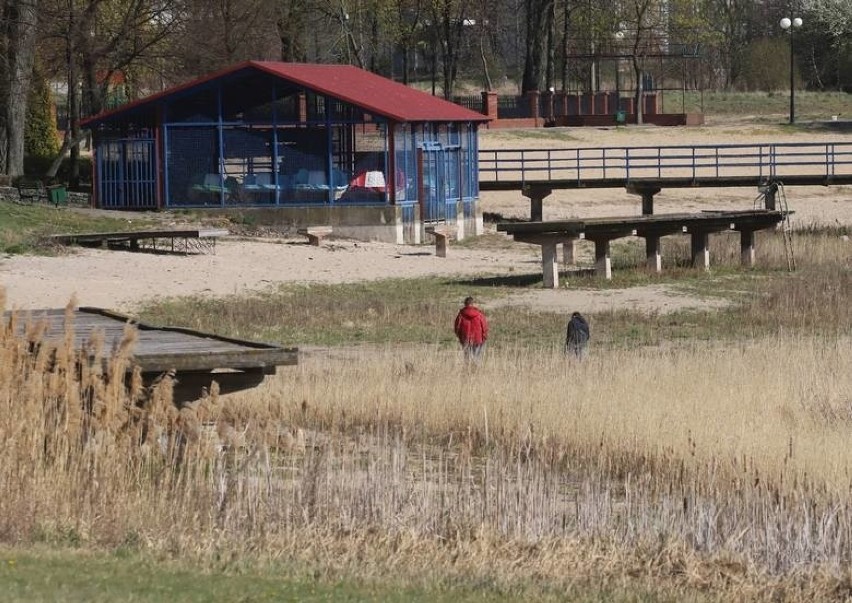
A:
[
  {"left": 780, "top": 17, "right": 792, "bottom": 29},
  {"left": 793, "top": 17, "right": 803, "bottom": 27}
]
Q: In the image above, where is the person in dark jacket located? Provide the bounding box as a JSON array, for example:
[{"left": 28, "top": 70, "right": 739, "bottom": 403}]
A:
[
  {"left": 565, "top": 311, "right": 590, "bottom": 359},
  {"left": 454, "top": 296, "right": 489, "bottom": 364}
]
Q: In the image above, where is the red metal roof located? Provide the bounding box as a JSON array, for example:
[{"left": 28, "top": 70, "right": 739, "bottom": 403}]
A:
[{"left": 82, "top": 61, "right": 490, "bottom": 126}]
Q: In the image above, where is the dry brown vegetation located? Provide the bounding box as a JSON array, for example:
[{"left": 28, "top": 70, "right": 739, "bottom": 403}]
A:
[{"left": 2, "top": 229, "right": 852, "bottom": 601}]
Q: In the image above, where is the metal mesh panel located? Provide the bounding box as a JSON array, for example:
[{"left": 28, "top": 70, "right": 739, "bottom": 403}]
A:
[{"left": 166, "top": 127, "right": 220, "bottom": 207}]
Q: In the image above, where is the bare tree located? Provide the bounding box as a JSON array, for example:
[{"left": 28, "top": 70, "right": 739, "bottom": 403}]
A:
[
  {"left": 620, "top": 0, "right": 665, "bottom": 124},
  {"left": 37, "top": 0, "right": 185, "bottom": 183},
  {"left": 0, "top": 0, "right": 39, "bottom": 177},
  {"left": 427, "top": 0, "right": 470, "bottom": 98}
]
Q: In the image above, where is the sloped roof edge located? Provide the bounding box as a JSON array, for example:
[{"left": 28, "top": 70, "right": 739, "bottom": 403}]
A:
[{"left": 81, "top": 61, "right": 490, "bottom": 127}]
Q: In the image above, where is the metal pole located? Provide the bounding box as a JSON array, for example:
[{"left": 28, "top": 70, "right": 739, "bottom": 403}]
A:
[{"left": 789, "top": 30, "right": 795, "bottom": 124}]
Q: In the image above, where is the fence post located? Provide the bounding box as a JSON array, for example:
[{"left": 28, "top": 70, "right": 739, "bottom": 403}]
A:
[
  {"left": 481, "top": 91, "right": 498, "bottom": 120},
  {"left": 527, "top": 90, "right": 541, "bottom": 121}
]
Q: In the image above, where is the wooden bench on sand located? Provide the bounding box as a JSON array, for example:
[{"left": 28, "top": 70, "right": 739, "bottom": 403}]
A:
[
  {"left": 425, "top": 225, "right": 453, "bottom": 258},
  {"left": 297, "top": 226, "right": 333, "bottom": 246},
  {"left": 498, "top": 210, "right": 785, "bottom": 287}
]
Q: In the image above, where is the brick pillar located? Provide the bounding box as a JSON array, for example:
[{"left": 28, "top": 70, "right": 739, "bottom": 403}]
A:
[
  {"left": 481, "top": 91, "right": 498, "bottom": 119},
  {"left": 527, "top": 90, "right": 541, "bottom": 119},
  {"left": 594, "top": 92, "right": 609, "bottom": 115},
  {"left": 644, "top": 92, "right": 659, "bottom": 116}
]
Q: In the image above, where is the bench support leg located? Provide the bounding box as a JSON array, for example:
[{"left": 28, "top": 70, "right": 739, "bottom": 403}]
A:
[
  {"left": 645, "top": 236, "right": 662, "bottom": 272},
  {"left": 522, "top": 185, "right": 552, "bottom": 222},
  {"left": 307, "top": 235, "right": 322, "bottom": 246},
  {"left": 435, "top": 235, "right": 448, "bottom": 258},
  {"left": 627, "top": 185, "right": 661, "bottom": 216},
  {"left": 740, "top": 230, "right": 755, "bottom": 267},
  {"left": 542, "top": 243, "right": 559, "bottom": 288},
  {"left": 594, "top": 239, "right": 612, "bottom": 279},
  {"left": 530, "top": 197, "right": 544, "bottom": 222},
  {"left": 691, "top": 231, "right": 710, "bottom": 270},
  {"left": 562, "top": 237, "right": 577, "bottom": 266},
  {"left": 641, "top": 191, "right": 655, "bottom": 215}
]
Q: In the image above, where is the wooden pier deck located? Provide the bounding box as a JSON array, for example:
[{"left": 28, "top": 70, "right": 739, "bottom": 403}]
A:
[
  {"left": 498, "top": 210, "right": 784, "bottom": 286},
  {"left": 7, "top": 307, "right": 297, "bottom": 402},
  {"left": 45, "top": 229, "right": 229, "bottom": 254},
  {"left": 479, "top": 142, "right": 852, "bottom": 219}
]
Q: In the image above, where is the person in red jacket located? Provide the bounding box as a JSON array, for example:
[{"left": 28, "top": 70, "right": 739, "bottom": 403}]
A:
[{"left": 454, "top": 296, "right": 489, "bottom": 364}]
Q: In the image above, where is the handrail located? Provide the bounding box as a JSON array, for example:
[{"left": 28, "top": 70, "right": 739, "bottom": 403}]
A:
[{"left": 478, "top": 142, "right": 852, "bottom": 185}]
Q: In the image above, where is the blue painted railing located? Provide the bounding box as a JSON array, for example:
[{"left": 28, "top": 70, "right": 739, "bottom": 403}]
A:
[{"left": 478, "top": 142, "right": 852, "bottom": 184}]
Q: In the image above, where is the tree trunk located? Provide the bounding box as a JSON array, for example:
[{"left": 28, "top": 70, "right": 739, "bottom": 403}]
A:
[
  {"left": 66, "top": 0, "right": 80, "bottom": 188},
  {"left": 560, "top": 0, "right": 569, "bottom": 92},
  {"left": 4, "top": 0, "right": 39, "bottom": 177},
  {"left": 521, "top": 0, "right": 554, "bottom": 93},
  {"left": 544, "top": 1, "right": 554, "bottom": 90},
  {"left": 276, "top": 2, "right": 307, "bottom": 62},
  {"left": 633, "top": 56, "right": 643, "bottom": 125}
]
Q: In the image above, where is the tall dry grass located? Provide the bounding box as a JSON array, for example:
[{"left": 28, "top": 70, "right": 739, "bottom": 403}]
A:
[{"left": 3, "top": 289, "right": 852, "bottom": 599}]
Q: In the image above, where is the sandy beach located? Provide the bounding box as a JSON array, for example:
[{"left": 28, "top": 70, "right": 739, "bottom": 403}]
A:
[{"left": 2, "top": 122, "right": 849, "bottom": 315}]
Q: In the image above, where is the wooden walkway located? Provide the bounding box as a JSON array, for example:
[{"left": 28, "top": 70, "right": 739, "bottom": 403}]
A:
[
  {"left": 498, "top": 210, "right": 784, "bottom": 286},
  {"left": 46, "top": 229, "right": 229, "bottom": 254},
  {"left": 479, "top": 142, "right": 852, "bottom": 219},
  {"left": 7, "top": 307, "right": 297, "bottom": 403}
]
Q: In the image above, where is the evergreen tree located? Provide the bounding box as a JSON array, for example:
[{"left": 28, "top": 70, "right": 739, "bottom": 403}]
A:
[{"left": 25, "top": 62, "right": 60, "bottom": 162}]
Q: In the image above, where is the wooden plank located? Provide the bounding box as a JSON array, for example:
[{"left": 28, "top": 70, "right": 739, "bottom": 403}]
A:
[
  {"left": 46, "top": 229, "right": 229, "bottom": 246},
  {"left": 498, "top": 211, "right": 783, "bottom": 237},
  {"left": 5, "top": 307, "right": 298, "bottom": 374}
]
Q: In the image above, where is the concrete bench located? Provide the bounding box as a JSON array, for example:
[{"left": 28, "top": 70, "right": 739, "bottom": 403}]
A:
[
  {"left": 297, "top": 226, "right": 333, "bottom": 246},
  {"left": 425, "top": 225, "right": 452, "bottom": 257}
]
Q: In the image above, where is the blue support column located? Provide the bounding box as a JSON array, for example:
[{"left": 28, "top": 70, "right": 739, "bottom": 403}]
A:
[{"left": 217, "top": 84, "right": 225, "bottom": 207}]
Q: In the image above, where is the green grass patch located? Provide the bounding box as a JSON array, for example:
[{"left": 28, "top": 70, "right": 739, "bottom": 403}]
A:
[
  {"left": 135, "top": 252, "right": 849, "bottom": 350},
  {"left": 481, "top": 128, "right": 579, "bottom": 145},
  {"left": 0, "top": 201, "right": 152, "bottom": 255},
  {"left": 137, "top": 278, "right": 488, "bottom": 347},
  {"left": 0, "top": 546, "right": 716, "bottom": 603},
  {"left": 667, "top": 90, "right": 852, "bottom": 120}
]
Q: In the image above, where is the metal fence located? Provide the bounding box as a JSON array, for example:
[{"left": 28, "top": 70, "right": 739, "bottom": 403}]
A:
[
  {"left": 479, "top": 142, "right": 852, "bottom": 184},
  {"left": 451, "top": 95, "right": 481, "bottom": 112}
]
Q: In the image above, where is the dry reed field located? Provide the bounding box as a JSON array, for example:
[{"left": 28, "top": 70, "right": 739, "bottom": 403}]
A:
[
  {"left": 1, "top": 123, "right": 850, "bottom": 600},
  {"left": 1, "top": 228, "right": 851, "bottom": 601}
]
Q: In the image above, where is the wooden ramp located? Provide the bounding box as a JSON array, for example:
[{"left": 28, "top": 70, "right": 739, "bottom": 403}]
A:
[
  {"left": 45, "top": 229, "right": 229, "bottom": 254},
  {"left": 6, "top": 307, "right": 297, "bottom": 403}
]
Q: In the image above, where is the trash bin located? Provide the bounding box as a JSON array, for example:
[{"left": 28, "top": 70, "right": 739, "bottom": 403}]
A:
[
  {"left": 47, "top": 184, "right": 67, "bottom": 206},
  {"left": 615, "top": 110, "right": 627, "bottom": 125}
]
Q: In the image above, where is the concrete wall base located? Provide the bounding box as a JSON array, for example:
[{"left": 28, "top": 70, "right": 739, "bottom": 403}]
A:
[{"left": 171, "top": 199, "right": 484, "bottom": 246}]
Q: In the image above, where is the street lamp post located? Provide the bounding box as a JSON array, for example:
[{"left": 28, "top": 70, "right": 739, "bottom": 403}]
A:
[
  {"left": 614, "top": 30, "right": 624, "bottom": 107},
  {"left": 779, "top": 16, "right": 803, "bottom": 124}
]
